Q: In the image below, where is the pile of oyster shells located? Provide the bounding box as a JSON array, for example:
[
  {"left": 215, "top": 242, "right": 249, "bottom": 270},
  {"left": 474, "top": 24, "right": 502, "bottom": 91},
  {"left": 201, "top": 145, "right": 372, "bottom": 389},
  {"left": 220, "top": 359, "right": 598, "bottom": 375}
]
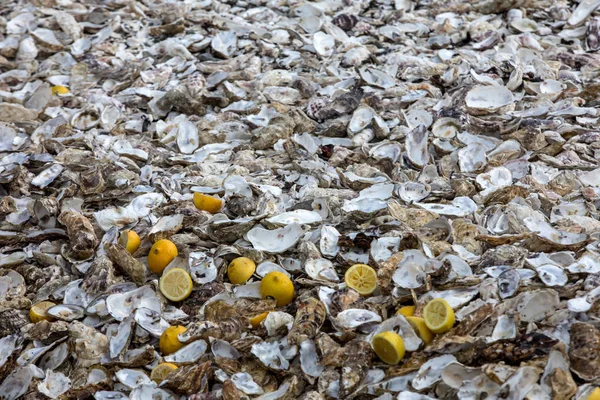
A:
[{"left": 2, "top": 0, "right": 600, "bottom": 398}]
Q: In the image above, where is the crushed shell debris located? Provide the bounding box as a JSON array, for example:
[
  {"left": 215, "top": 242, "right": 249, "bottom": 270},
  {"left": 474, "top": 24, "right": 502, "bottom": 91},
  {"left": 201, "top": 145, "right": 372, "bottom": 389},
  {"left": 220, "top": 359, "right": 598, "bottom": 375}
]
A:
[{"left": 1, "top": 0, "right": 600, "bottom": 399}]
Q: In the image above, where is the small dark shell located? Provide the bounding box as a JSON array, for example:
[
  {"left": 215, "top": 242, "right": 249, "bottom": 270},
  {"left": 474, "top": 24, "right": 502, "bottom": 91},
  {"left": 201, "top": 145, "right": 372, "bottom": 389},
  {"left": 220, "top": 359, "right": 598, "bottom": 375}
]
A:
[
  {"left": 586, "top": 17, "right": 600, "bottom": 51},
  {"left": 332, "top": 14, "right": 358, "bottom": 31},
  {"left": 306, "top": 97, "right": 328, "bottom": 121},
  {"left": 497, "top": 269, "right": 520, "bottom": 299},
  {"left": 569, "top": 322, "right": 600, "bottom": 381}
]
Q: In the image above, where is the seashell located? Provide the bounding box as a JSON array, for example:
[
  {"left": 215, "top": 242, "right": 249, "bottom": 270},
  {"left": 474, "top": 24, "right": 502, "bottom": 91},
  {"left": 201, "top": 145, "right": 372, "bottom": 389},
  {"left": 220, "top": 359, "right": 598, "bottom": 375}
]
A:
[
  {"left": 568, "top": 0, "right": 600, "bottom": 26},
  {"left": 313, "top": 32, "right": 335, "bottom": 57},
  {"left": 300, "top": 252, "right": 337, "bottom": 280},
  {"left": 251, "top": 341, "right": 290, "bottom": 371},
  {"left": 164, "top": 340, "right": 208, "bottom": 364},
  {"left": 342, "top": 46, "right": 371, "bottom": 67},
  {"left": 348, "top": 106, "right": 373, "bottom": 135},
  {"left": 431, "top": 118, "right": 460, "bottom": 139},
  {"left": 37, "top": 370, "right": 71, "bottom": 399},
  {"left": 415, "top": 197, "right": 477, "bottom": 217},
  {"left": 332, "top": 14, "right": 358, "bottom": 31},
  {"left": 110, "top": 315, "right": 135, "bottom": 359},
  {"left": 70, "top": 108, "right": 100, "bottom": 131},
  {"left": 412, "top": 355, "right": 458, "bottom": 391},
  {"left": 320, "top": 226, "right": 340, "bottom": 257},
  {"left": 536, "top": 265, "right": 568, "bottom": 287},
  {"left": 465, "top": 86, "right": 514, "bottom": 114},
  {"left": 442, "top": 363, "right": 483, "bottom": 390},
  {"left": 232, "top": 372, "right": 264, "bottom": 395},
  {"left": 189, "top": 251, "right": 218, "bottom": 284},
  {"left": 405, "top": 125, "right": 429, "bottom": 168},
  {"left": 113, "top": 139, "right": 148, "bottom": 161},
  {"left": 47, "top": 304, "right": 85, "bottom": 321},
  {"left": 246, "top": 223, "right": 303, "bottom": 253},
  {"left": 359, "top": 67, "right": 396, "bottom": 89},
  {"left": 392, "top": 250, "right": 428, "bottom": 289},
  {"left": 106, "top": 286, "right": 161, "bottom": 322},
  {"left": 115, "top": 369, "right": 151, "bottom": 389},
  {"left": 333, "top": 309, "right": 382, "bottom": 329},
  {"left": 516, "top": 290, "right": 560, "bottom": 323},
  {"left": 212, "top": 31, "right": 237, "bottom": 58},
  {"left": 497, "top": 269, "right": 520, "bottom": 299},
  {"left": 134, "top": 307, "right": 170, "bottom": 337},
  {"left": 176, "top": 119, "right": 199, "bottom": 154},
  {"left": 54, "top": 11, "right": 82, "bottom": 40},
  {"left": 569, "top": 322, "right": 600, "bottom": 381},
  {"left": 31, "top": 28, "right": 63, "bottom": 51}
]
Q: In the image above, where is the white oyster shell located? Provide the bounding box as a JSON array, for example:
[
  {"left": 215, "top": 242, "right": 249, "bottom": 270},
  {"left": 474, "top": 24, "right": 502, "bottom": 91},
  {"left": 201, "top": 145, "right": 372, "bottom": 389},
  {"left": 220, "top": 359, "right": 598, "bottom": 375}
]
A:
[
  {"left": 245, "top": 223, "right": 303, "bottom": 253},
  {"left": 465, "top": 86, "right": 514, "bottom": 112}
]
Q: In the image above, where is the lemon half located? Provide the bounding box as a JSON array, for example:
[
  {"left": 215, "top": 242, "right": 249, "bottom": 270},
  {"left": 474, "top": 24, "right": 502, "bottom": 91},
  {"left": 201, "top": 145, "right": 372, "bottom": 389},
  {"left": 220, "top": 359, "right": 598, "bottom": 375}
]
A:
[
  {"left": 159, "top": 268, "right": 193, "bottom": 302},
  {"left": 344, "top": 264, "right": 377, "bottom": 296},
  {"left": 372, "top": 331, "right": 405, "bottom": 365},
  {"left": 423, "top": 298, "right": 455, "bottom": 334},
  {"left": 151, "top": 362, "right": 178, "bottom": 383}
]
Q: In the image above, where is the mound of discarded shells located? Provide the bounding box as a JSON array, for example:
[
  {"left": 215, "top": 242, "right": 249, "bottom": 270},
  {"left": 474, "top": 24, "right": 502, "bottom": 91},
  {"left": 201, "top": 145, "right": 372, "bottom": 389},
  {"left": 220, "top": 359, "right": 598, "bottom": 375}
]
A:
[{"left": 1, "top": 0, "right": 600, "bottom": 399}]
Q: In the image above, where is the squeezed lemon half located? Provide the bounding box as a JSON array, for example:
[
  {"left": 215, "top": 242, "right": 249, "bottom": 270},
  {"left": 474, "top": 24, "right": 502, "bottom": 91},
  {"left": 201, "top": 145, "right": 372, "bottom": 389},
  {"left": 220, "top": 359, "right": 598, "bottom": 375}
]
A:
[{"left": 344, "top": 264, "right": 377, "bottom": 296}]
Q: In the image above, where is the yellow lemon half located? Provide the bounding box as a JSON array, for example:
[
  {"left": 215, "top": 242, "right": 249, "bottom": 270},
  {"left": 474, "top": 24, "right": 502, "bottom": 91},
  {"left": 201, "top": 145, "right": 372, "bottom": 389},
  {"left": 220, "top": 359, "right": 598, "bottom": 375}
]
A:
[
  {"left": 423, "top": 298, "right": 455, "bottom": 334},
  {"left": 119, "top": 230, "right": 141, "bottom": 254},
  {"left": 159, "top": 268, "right": 193, "bottom": 302},
  {"left": 193, "top": 193, "right": 222, "bottom": 214},
  {"left": 29, "top": 301, "right": 56, "bottom": 323},
  {"left": 151, "top": 362, "right": 178, "bottom": 383},
  {"left": 227, "top": 257, "right": 256, "bottom": 284},
  {"left": 148, "top": 239, "right": 178, "bottom": 274},
  {"left": 344, "top": 264, "right": 377, "bottom": 296},
  {"left": 372, "top": 331, "right": 405, "bottom": 365},
  {"left": 159, "top": 326, "right": 187, "bottom": 355},
  {"left": 405, "top": 316, "right": 435, "bottom": 345},
  {"left": 259, "top": 271, "right": 294, "bottom": 307},
  {"left": 396, "top": 305, "right": 415, "bottom": 317}
]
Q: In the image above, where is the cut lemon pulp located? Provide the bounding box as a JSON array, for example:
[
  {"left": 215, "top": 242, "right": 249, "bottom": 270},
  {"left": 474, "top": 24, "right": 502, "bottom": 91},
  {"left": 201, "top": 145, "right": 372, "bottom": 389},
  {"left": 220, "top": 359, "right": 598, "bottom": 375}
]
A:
[
  {"left": 151, "top": 362, "right": 178, "bottom": 383},
  {"left": 405, "top": 316, "right": 435, "bottom": 345},
  {"left": 372, "top": 331, "right": 405, "bottom": 365},
  {"left": 344, "top": 264, "right": 377, "bottom": 296},
  {"left": 423, "top": 298, "right": 455, "bottom": 334},
  {"left": 159, "top": 268, "right": 193, "bottom": 302}
]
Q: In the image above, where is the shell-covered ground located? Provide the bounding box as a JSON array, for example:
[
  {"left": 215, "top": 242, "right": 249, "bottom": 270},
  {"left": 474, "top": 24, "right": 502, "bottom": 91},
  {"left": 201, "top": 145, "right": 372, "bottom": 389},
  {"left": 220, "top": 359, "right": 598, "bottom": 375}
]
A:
[{"left": 1, "top": 0, "right": 600, "bottom": 399}]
